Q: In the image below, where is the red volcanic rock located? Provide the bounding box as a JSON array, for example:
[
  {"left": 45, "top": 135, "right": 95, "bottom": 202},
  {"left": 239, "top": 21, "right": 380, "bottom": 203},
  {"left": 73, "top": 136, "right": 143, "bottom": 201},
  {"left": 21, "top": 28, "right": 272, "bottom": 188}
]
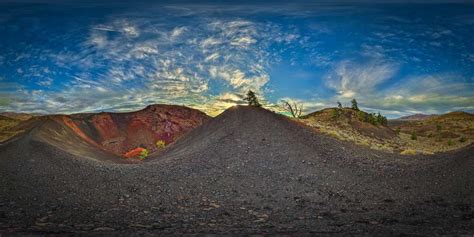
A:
[
  {"left": 64, "top": 104, "right": 210, "bottom": 156},
  {"left": 123, "top": 147, "right": 146, "bottom": 159},
  {"left": 91, "top": 113, "right": 121, "bottom": 141},
  {"left": 58, "top": 116, "right": 101, "bottom": 148}
]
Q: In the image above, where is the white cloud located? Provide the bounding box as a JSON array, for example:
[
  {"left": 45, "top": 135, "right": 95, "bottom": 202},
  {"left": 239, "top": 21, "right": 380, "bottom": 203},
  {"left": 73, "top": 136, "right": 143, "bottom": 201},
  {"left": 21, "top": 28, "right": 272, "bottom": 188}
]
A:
[
  {"left": 88, "top": 32, "right": 108, "bottom": 48},
  {"left": 204, "top": 52, "right": 220, "bottom": 62},
  {"left": 37, "top": 78, "right": 53, "bottom": 87},
  {"left": 209, "top": 66, "right": 269, "bottom": 92},
  {"left": 325, "top": 60, "right": 398, "bottom": 99},
  {"left": 92, "top": 25, "right": 117, "bottom": 32},
  {"left": 360, "top": 74, "right": 474, "bottom": 116},
  {"left": 230, "top": 36, "right": 257, "bottom": 47},
  {"left": 96, "top": 87, "right": 108, "bottom": 93},
  {"left": 122, "top": 25, "right": 139, "bottom": 37},
  {"left": 2, "top": 14, "right": 309, "bottom": 115},
  {"left": 170, "top": 26, "right": 186, "bottom": 39},
  {"left": 131, "top": 44, "right": 159, "bottom": 59},
  {"left": 201, "top": 37, "right": 222, "bottom": 48}
]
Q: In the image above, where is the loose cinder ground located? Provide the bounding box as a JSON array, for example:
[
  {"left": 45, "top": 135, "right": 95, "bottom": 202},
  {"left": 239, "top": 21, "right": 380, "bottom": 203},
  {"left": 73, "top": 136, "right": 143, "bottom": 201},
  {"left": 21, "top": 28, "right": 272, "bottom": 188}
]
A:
[{"left": 0, "top": 106, "right": 472, "bottom": 235}]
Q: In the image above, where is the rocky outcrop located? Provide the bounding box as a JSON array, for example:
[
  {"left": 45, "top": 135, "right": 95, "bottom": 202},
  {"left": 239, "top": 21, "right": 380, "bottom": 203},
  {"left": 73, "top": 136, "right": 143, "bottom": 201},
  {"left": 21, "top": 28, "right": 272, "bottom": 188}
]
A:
[{"left": 63, "top": 104, "right": 210, "bottom": 156}]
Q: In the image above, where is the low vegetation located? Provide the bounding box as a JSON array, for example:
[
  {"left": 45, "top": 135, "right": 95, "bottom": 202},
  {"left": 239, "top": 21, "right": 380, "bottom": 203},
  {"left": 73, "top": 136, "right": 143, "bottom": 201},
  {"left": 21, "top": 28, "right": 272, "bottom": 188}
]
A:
[
  {"left": 400, "top": 149, "right": 417, "bottom": 155},
  {"left": 138, "top": 149, "right": 149, "bottom": 160},
  {"left": 124, "top": 147, "right": 148, "bottom": 160},
  {"left": 156, "top": 140, "right": 166, "bottom": 150},
  {"left": 393, "top": 111, "right": 473, "bottom": 154},
  {"left": 357, "top": 111, "right": 388, "bottom": 126},
  {"left": 123, "top": 141, "right": 164, "bottom": 160},
  {"left": 0, "top": 116, "right": 23, "bottom": 142},
  {"left": 299, "top": 99, "right": 473, "bottom": 155},
  {"left": 301, "top": 99, "right": 401, "bottom": 153}
]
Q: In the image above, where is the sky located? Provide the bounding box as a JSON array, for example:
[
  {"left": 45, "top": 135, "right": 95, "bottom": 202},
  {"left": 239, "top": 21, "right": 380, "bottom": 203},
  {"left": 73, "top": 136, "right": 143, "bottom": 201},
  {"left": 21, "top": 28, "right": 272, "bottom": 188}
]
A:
[{"left": 0, "top": 1, "right": 473, "bottom": 117}]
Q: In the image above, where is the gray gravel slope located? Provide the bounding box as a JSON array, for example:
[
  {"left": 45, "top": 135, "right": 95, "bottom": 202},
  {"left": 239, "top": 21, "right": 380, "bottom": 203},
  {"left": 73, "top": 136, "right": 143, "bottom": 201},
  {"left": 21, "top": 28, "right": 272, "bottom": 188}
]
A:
[{"left": 0, "top": 106, "right": 473, "bottom": 235}]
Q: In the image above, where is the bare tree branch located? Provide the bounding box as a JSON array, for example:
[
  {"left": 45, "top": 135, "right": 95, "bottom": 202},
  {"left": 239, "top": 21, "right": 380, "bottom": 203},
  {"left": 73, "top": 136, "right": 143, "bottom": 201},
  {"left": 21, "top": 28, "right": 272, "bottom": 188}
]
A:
[{"left": 282, "top": 100, "right": 303, "bottom": 118}]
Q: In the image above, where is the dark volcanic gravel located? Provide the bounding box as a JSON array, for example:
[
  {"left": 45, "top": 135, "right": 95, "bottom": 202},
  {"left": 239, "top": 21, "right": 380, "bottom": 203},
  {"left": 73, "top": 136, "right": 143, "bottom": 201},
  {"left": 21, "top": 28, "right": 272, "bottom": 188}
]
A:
[{"left": 0, "top": 106, "right": 473, "bottom": 235}]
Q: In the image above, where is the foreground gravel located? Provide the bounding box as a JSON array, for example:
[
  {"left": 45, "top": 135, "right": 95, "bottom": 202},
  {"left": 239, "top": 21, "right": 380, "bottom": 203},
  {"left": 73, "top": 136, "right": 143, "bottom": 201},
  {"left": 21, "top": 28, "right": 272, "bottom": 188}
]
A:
[{"left": 0, "top": 106, "right": 473, "bottom": 235}]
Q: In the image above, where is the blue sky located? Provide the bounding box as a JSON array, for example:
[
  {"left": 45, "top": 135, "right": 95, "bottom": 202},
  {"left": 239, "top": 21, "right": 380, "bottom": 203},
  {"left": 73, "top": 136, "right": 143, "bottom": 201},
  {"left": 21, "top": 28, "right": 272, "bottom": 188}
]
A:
[{"left": 0, "top": 1, "right": 473, "bottom": 117}]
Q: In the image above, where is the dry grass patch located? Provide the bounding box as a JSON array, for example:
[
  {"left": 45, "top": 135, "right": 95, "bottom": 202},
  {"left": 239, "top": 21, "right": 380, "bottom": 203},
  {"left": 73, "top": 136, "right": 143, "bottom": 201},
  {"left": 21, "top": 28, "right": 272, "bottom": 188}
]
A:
[{"left": 400, "top": 149, "right": 417, "bottom": 155}]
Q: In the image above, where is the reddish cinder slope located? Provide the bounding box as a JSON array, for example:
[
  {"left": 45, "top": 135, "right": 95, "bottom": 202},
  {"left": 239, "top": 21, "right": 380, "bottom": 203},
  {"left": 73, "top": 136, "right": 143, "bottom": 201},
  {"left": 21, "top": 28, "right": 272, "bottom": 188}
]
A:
[{"left": 61, "top": 104, "right": 210, "bottom": 156}]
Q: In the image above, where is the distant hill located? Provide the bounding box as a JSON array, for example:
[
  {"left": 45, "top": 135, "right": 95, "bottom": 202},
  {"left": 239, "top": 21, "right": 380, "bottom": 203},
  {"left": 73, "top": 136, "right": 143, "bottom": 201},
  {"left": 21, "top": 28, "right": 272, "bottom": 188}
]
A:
[
  {"left": 0, "top": 115, "right": 16, "bottom": 122},
  {"left": 0, "top": 112, "right": 38, "bottom": 121},
  {"left": 396, "top": 113, "right": 437, "bottom": 121},
  {"left": 389, "top": 111, "right": 473, "bottom": 153},
  {"left": 301, "top": 109, "right": 473, "bottom": 154},
  {"left": 436, "top": 111, "right": 474, "bottom": 121}
]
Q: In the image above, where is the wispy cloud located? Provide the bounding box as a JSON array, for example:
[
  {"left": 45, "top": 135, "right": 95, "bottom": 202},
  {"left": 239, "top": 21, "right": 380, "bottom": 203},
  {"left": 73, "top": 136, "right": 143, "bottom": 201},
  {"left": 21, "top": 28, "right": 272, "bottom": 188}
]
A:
[
  {"left": 2, "top": 13, "right": 305, "bottom": 114},
  {"left": 325, "top": 60, "right": 398, "bottom": 99},
  {"left": 0, "top": 2, "right": 472, "bottom": 117}
]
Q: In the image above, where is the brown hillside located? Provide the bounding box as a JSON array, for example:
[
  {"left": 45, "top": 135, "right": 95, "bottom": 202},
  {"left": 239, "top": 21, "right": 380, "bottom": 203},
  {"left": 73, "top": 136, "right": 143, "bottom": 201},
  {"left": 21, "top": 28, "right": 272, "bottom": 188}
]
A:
[
  {"left": 302, "top": 108, "right": 396, "bottom": 139},
  {"left": 0, "top": 112, "right": 37, "bottom": 121},
  {"left": 390, "top": 111, "right": 473, "bottom": 153},
  {"left": 301, "top": 108, "right": 400, "bottom": 152},
  {"left": 0, "top": 115, "right": 22, "bottom": 142}
]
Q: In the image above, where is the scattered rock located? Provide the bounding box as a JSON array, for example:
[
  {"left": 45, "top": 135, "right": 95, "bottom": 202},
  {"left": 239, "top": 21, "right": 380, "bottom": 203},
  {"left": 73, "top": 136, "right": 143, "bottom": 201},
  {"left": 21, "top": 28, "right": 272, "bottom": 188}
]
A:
[
  {"left": 93, "top": 227, "right": 115, "bottom": 231},
  {"left": 129, "top": 224, "right": 153, "bottom": 229}
]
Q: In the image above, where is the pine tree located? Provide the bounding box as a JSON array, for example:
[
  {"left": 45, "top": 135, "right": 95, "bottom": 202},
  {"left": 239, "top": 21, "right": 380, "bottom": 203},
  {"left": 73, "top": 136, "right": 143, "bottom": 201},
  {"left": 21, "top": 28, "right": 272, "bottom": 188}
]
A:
[
  {"left": 244, "top": 90, "right": 261, "bottom": 107},
  {"left": 351, "top": 99, "right": 359, "bottom": 111}
]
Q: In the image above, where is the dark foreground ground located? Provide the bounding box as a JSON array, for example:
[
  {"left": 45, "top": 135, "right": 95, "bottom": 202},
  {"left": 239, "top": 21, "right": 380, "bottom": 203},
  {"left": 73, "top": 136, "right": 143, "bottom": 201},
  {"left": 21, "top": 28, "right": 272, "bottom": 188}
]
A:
[{"left": 0, "top": 107, "right": 473, "bottom": 235}]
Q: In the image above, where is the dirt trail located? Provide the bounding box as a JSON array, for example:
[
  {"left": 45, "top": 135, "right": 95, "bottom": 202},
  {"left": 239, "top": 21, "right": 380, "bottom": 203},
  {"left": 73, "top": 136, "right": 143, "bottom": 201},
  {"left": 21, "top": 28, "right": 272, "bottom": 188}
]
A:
[{"left": 0, "top": 106, "right": 472, "bottom": 235}]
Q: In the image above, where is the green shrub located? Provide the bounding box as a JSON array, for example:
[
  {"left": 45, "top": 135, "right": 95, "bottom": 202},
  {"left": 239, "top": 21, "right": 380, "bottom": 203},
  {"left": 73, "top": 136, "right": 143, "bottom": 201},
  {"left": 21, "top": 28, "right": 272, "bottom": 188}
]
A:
[
  {"left": 376, "top": 112, "right": 388, "bottom": 126},
  {"left": 357, "top": 111, "right": 364, "bottom": 121},
  {"left": 332, "top": 107, "right": 343, "bottom": 120},
  {"left": 357, "top": 111, "right": 387, "bottom": 126},
  {"left": 156, "top": 140, "right": 166, "bottom": 150},
  {"left": 436, "top": 124, "right": 442, "bottom": 131},
  {"left": 459, "top": 137, "right": 467, "bottom": 143},
  {"left": 368, "top": 113, "right": 377, "bottom": 125},
  {"left": 331, "top": 109, "right": 339, "bottom": 120},
  {"left": 138, "top": 149, "right": 149, "bottom": 160},
  {"left": 448, "top": 139, "right": 454, "bottom": 146},
  {"left": 411, "top": 131, "right": 417, "bottom": 140},
  {"left": 395, "top": 128, "right": 401, "bottom": 134}
]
